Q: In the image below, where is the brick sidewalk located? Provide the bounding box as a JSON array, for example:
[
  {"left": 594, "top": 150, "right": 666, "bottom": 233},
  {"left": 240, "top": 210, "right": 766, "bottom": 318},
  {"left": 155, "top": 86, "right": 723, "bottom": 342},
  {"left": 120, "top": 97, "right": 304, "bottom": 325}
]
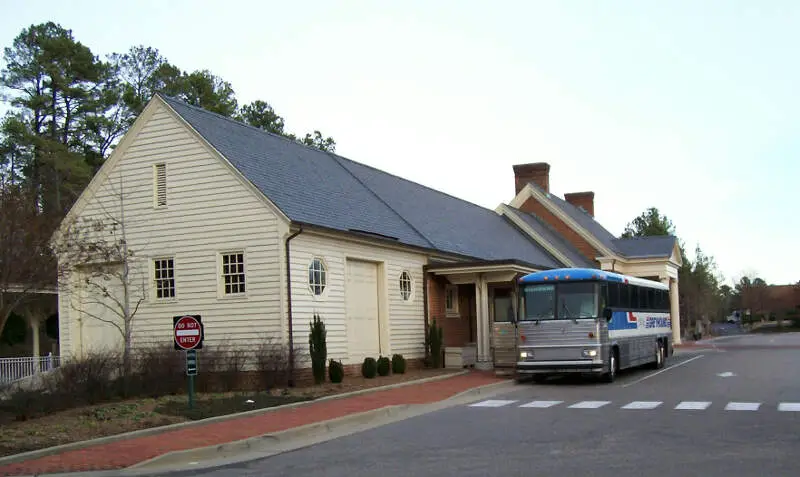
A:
[{"left": 0, "top": 371, "right": 505, "bottom": 476}]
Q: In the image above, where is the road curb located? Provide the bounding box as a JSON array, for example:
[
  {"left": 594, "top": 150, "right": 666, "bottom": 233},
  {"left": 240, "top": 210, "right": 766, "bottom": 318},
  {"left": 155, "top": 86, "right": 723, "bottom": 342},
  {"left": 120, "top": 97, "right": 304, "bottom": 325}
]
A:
[
  {"left": 0, "top": 370, "right": 468, "bottom": 467},
  {"left": 126, "top": 404, "right": 415, "bottom": 473},
  {"left": 69, "top": 379, "right": 518, "bottom": 477},
  {"left": 441, "top": 379, "right": 516, "bottom": 402}
]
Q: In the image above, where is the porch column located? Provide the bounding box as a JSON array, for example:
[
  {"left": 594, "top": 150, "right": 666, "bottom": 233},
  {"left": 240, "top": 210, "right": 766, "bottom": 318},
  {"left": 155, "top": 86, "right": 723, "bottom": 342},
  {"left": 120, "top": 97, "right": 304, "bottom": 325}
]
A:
[
  {"left": 474, "top": 280, "right": 484, "bottom": 367},
  {"left": 670, "top": 278, "right": 681, "bottom": 345},
  {"left": 26, "top": 313, "right": 41, "bottom": 358},
  {"left": 475, "top": 275, "right": 492, "bottom": 370}
]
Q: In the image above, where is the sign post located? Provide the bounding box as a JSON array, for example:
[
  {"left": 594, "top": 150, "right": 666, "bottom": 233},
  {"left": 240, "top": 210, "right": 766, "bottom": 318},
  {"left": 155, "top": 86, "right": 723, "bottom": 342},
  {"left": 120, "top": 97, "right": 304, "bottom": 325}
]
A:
[{"left": 174, "top": 315, "right": 203, "bottom": 410}]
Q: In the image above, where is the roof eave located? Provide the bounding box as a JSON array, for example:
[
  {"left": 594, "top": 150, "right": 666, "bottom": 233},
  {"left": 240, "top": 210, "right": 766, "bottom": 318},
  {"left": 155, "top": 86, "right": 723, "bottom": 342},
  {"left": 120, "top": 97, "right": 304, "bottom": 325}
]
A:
[
  {"left": 424, "top": 258, "right": 553, "bottom": 274},
  {"left": 288, "top": 221, "right": 479, "bottom": 262}
]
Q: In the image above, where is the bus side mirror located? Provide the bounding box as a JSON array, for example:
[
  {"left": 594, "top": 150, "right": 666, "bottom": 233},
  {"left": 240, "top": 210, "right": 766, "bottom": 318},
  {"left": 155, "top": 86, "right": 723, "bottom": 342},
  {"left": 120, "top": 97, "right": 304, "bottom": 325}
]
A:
[{"left": 603, "top": 308, "right": 613, "bottom": 321}]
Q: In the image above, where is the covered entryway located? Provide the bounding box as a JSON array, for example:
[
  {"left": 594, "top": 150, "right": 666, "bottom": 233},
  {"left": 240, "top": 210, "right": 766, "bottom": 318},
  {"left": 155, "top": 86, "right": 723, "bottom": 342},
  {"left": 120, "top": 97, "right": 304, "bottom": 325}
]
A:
[
  {"left": 346, "top": 258, "right": 381, "bottom": 361},
  {"left": 490, "top": 285, "right": 518, "bottom": 368},
  {"left": 425, "top": 260, "right": 542, "bottom": 372}
]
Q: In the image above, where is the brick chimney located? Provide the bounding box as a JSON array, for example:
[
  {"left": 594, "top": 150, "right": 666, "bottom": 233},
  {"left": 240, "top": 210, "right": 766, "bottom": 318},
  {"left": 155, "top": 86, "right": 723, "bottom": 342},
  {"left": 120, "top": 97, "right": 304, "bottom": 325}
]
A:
[
  {"left": 564, "top": 191, "right": 595, "bottom": 217},
  {"left": 513, "top": 162, "right": 550, "bottom": 195}
]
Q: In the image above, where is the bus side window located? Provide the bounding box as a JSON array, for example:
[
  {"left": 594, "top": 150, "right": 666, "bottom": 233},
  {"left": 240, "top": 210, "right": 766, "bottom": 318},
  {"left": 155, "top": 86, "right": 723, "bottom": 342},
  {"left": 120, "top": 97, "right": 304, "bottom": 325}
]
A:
[
  {"left": 618, "top": 283, "right": 628, "bottom": 308},
  {"left": 599, "top": 283, "right": 608, "bottom": 310},
  {"left": 608, "top": 282, "right": 620, "bottom": 308}
]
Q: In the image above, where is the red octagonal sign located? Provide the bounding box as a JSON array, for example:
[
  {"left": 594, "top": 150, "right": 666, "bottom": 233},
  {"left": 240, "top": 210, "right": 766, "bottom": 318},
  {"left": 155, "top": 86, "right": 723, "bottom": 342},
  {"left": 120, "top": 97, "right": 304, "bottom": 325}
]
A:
[{"left": 174, "top": 315, "right": 203, "bottom": 350}]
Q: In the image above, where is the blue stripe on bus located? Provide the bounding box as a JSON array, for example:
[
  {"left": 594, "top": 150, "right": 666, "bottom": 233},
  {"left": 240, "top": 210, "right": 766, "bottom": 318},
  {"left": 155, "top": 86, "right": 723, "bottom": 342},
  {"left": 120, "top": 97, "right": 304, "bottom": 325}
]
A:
[
  {"left": 607, "top": 311, "right": 672, "bottom": 331},
  {"left": 608, "top": 311, "right": 638, "bottom": 330}
]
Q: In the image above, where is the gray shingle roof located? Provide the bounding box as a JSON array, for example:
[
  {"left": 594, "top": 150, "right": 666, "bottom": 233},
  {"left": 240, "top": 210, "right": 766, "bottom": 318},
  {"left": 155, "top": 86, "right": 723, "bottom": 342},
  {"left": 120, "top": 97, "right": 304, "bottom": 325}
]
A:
[
  {"left": 502, "top": 207, "right": 594, "bottom": 268},
  {"left": 160, "top": 95, "right": 562, "bottom": 268},
  {"left": 612, "top": 236, "right": 677, "bottom": 259},
  {"left": 529, "top": 183, "right": 676, "bottom": 259}
]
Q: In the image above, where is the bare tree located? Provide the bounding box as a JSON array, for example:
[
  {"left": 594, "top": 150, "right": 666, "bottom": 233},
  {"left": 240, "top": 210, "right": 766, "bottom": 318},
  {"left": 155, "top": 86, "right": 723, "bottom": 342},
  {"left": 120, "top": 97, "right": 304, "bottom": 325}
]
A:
[
  {"left": 0, "top": 183, "right": 57, "bottom": 337},
  {"left": 51, "top": 172, "right": 148, "bottom": 377},
  {"left": 736, "top": 273, "right": 769, "bottom": 320}
]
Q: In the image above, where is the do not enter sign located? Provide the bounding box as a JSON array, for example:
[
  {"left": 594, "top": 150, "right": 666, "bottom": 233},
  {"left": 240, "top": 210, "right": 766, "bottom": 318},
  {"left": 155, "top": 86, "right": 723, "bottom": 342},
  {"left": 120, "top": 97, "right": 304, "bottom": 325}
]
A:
[{"left": 173, "top": 315, "right": 204, "bottom": 350}]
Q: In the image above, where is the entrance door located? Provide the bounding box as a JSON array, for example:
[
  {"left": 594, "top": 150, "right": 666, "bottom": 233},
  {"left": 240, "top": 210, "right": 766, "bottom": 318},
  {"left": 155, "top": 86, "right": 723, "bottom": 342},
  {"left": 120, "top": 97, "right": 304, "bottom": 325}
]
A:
[
  {"left": 491, "top": 286, "right": 518, "bottom": 369},
  {"left": 346, "top": 259, "right": 381, "bottom": 362}
]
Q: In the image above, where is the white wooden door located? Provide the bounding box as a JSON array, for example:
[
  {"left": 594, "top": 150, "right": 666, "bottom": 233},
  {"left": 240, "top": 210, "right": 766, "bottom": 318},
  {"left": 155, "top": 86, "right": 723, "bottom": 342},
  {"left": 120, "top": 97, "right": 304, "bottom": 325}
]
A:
[{"left": 346, "top": 259, "right": 381, "bottom": 361}]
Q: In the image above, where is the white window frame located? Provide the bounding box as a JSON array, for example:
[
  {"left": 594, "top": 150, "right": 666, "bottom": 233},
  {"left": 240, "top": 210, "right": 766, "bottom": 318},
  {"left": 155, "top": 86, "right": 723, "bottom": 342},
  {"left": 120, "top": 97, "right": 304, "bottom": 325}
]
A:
[
  {"left": 153, "top": 163, "right": 167, "bottom": 208},
  {"left": 153, "top": 257, "right": 176, "bottom": 301},
  {"left": 308, "top": 257, "right": 327, "bottom": 297},
  {"left": 399, "top": 270, "right": 413, "bottom": 301},
  {"left": 445, "top": 284, "right": 459, "bottom": 316},
  {"left": 218, "top": 250, "right": 247, "bottom": 297}
]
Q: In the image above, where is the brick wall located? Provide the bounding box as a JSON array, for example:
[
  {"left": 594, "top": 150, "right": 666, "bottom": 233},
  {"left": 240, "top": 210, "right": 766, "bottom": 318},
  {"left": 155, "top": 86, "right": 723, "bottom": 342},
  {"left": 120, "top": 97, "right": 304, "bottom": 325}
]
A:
[
  {"left": 427, "top": 275, "right": 474, "bottom": 347},
  {"left": 518, "top": 197, "right": 601, "bottom": 267},
  {"left": 513, "top": 163, "right": 550, "bottom": 194},
  {"left": 564, "top": 191, "right": 595, "bottom": 217}
]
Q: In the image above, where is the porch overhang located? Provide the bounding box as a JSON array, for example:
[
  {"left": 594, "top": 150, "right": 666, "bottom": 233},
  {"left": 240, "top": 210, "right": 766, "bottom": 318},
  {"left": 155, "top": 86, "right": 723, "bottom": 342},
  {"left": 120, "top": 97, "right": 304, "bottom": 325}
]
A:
[
  {"left": 424, "top": 259, "right": 547, "bottom": 277},
  {"left": 596, "top": 255, "right": 680, "bottom": 281}
]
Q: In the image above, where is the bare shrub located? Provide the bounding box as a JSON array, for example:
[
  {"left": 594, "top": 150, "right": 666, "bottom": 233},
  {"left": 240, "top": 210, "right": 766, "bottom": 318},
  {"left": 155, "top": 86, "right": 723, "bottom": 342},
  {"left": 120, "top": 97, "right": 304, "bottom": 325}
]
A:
[
  {"left": 253, "top": 336, "right": 291, "bottom": 390},
  {"left": 0, "top": 350, "right": 122, "bottom": 421},
  {"left": 209, "top": 339, "right": 249, "bottom": 392},
  {"left": 190, "top": 339, "right": 250, "bottom": 393},
  {"left": 253, "top": 335, "right": 310, "bottom": 390},
  {"left": 55, "top": 349, "right": 123, "bottom": 405},
  {"left": 1, "top": 388, "right": 54, "bottom": 422},
  {"left": 128, "top": 344, "right": 185, "bottom": 397}
]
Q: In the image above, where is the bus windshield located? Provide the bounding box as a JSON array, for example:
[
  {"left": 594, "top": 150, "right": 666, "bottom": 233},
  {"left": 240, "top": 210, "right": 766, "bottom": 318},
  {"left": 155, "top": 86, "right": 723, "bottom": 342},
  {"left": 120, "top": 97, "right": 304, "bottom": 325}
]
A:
[{"left": 522, "top": 282, "right": 599, "bottom": 320}]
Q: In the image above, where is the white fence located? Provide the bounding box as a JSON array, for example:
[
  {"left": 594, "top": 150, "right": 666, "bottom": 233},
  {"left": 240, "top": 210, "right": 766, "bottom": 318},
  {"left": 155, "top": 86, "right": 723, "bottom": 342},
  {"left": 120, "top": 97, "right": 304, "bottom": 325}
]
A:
[{"left": 0, "top": 353, "right": 62, "bottom": 385}]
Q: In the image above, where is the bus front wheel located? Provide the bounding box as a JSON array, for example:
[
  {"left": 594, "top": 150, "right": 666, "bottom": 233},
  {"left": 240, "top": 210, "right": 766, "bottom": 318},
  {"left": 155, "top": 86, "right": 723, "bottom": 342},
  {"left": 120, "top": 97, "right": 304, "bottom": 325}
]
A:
[{"left": 602, "top": 350, "right": 617, "bottom": 383}]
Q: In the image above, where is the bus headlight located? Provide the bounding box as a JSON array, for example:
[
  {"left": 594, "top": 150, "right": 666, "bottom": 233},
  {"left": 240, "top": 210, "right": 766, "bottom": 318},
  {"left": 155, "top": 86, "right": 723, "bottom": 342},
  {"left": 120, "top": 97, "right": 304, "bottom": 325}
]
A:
[
  {"left": 582, "top": 349, "right": 598, "bottom": 358},
  {"left": 520, "top": 351, "right": 531, "bottom": 359}
]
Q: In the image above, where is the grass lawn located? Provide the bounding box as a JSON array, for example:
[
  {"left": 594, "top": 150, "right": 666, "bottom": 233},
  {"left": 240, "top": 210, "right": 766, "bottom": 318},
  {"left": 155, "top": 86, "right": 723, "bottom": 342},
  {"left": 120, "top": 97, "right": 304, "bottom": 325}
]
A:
[{"left": 0, "top": 367, "right": 459, "bottom": 458}]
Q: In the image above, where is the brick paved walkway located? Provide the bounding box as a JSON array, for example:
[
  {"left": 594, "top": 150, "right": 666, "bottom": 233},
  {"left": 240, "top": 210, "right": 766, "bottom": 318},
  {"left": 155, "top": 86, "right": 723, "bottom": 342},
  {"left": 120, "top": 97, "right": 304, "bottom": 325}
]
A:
[{"left": 0, "top": 371, "right": 505, "bottom": 476}]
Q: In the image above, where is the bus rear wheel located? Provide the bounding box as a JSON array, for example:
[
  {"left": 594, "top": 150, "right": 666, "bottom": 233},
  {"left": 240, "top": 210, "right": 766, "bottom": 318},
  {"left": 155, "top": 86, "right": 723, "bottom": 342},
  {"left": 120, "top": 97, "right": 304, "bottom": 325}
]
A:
[{"left": 652, "top": 340, "right": 665, "bottom": 369}]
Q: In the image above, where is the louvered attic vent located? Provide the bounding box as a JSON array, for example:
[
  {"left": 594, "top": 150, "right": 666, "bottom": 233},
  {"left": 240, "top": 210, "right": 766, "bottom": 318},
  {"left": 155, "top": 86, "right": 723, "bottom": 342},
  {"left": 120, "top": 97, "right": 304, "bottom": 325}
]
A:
[{"left": 155, "top": 163, "right": 167, "bottom": 207}]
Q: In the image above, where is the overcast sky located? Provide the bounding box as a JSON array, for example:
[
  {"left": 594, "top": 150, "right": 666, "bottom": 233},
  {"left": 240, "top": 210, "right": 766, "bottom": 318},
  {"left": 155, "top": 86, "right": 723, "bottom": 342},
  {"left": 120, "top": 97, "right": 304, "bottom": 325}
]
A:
[{"left": 2, "top": 0, "right": 797, "bottom": 285}]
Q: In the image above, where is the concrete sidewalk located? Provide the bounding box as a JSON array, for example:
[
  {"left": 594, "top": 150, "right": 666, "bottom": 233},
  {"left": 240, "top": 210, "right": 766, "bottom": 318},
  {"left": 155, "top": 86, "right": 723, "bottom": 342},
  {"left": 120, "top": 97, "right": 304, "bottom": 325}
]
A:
[{"left": 0, "top": 371, "right": 508, "bottom": 476}]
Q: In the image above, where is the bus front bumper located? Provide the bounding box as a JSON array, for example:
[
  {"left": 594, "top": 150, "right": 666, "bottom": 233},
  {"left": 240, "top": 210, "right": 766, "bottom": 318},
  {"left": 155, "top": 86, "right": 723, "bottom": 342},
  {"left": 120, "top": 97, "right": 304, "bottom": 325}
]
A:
[{"left": 516, "top": 360, "right": 604, "bottom": 375}]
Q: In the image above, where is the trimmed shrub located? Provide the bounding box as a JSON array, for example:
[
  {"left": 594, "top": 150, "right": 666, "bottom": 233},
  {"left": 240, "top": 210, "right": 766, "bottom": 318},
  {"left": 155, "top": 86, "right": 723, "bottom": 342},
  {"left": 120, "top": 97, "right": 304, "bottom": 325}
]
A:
[
  {"left": 427, "top": 319, "right": 444, "bottom": 368},
  {"left": 361, "top": 357, "right": 377, "bottom": 379},
  {"left": 328, "top": 359, "right": 344, "bottom": 383},
  {"left": 309, "top": 313, "right": 327, "bottom": 385},
  {"left": 377, "top": 356, "right": 391, "bottom": 376},
  {"left": 391, "top": 354, "right": 406, "bottom": 374}
]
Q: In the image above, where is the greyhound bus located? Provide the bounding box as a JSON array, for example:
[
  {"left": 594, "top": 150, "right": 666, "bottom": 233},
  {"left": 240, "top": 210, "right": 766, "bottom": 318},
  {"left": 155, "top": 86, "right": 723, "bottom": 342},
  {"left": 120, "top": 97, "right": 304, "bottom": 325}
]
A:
[{"left": 515, "top": 268, "right": 672, "bottom": 383}]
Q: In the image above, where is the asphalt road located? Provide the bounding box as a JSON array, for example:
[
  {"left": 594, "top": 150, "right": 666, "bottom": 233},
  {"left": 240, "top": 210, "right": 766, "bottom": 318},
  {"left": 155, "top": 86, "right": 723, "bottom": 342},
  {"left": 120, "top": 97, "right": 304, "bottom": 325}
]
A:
[{"left": 174, "top": 333, "right": 800, "bottom": 477}]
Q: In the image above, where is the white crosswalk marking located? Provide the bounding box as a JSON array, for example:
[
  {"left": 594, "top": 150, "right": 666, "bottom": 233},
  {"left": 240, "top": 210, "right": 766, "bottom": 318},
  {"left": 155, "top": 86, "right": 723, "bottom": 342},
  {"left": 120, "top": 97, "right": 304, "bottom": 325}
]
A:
[
  {"left": 520, "top": 400, "right": 563, "bottom": 408},
  {"left": 466, "top": 400, "right": 800, "bottom": 412},
  {"left": 725, "top": 402, "right": 761, "bottom": 411},
  {"left": 568, "top": 400, "right": 611, "bottom": 409},
  {"left": 469, "top": 399, "right": 517, "bottom": 407},
  {"left": 621, "top": 401, "right": 662, "bottom": 410},
  {"left": 675, "top": 401, "right": 712, "bottom": 410}
]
